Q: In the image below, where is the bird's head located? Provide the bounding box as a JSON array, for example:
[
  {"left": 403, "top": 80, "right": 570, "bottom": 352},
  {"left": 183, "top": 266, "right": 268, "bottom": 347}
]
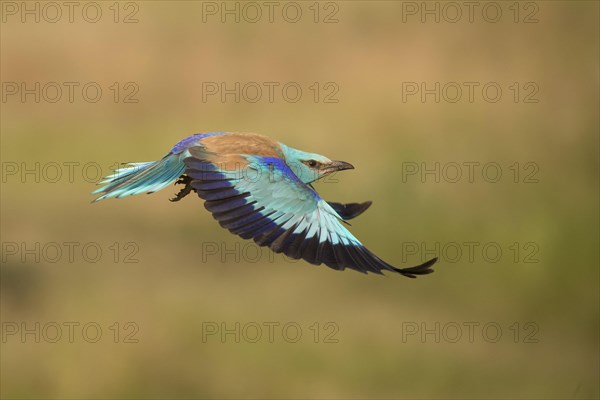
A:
[{"left": 280, "top": 144, "right": 354, "bottom": 184}]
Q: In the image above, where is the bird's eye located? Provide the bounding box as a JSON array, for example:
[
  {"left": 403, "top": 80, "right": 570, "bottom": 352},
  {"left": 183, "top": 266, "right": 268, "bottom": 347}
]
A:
[{"left": 307, "top": 160, "right": 317, "bottom": 167}]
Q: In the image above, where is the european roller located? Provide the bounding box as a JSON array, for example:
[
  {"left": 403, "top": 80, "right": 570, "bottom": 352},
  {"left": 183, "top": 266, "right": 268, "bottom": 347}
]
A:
[{"left": 92, "top": 132, "right": 438, "bottom": 278}]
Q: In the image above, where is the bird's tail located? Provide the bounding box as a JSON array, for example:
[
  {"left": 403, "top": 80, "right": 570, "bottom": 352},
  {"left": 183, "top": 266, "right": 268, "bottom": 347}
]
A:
[{"left": 92, "top": 154, "right": 186, "bottom": 202}]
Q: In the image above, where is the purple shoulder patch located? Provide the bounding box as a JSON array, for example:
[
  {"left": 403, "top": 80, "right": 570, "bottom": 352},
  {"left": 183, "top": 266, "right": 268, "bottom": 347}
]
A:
[{"left": 170, "top": 132, "right": 225, "bottom": 154}]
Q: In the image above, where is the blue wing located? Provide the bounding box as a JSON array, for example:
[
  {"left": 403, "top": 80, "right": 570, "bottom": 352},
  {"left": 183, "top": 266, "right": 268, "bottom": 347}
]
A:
[{"left": 184, "top": 150, "right": 436, "bottom": 277}]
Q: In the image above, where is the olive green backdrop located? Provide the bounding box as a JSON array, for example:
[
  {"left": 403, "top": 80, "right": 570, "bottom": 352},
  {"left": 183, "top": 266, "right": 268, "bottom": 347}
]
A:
[{"left": 1, "top": 1, "right": 598, "bottom": 399}]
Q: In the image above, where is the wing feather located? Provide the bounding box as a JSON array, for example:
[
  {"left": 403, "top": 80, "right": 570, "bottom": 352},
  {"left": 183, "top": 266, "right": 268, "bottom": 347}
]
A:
[{"left": 183, "top": 149, "right": 437, "bottom": 277}]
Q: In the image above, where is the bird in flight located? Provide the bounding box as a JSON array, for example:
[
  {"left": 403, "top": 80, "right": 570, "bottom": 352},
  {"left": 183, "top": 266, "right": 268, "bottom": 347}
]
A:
[{"left": 92, "top": 132, "right": 437, "bottom": 278}]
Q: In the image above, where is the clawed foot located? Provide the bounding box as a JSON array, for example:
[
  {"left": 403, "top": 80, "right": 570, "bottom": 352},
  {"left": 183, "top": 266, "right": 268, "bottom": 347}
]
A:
[{"left": 170, "top": 175, "right": 196, "bottom": 202}]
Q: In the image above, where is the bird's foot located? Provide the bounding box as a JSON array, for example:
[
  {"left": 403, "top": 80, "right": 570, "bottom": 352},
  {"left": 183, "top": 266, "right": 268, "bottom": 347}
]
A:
[{"left": 170, "top": 175, "right": 195, "bottom": 202}]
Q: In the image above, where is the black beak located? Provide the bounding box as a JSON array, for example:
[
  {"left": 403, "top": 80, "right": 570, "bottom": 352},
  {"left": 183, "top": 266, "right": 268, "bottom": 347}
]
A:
[{"left": 326, "top": 160, "right": 354, "bottom": 173}]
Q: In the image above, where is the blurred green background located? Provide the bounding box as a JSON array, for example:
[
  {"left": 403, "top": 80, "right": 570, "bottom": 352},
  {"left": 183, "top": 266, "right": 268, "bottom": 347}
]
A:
[{"left": 1, "top": 1, "right": 598, "bottom": 399}]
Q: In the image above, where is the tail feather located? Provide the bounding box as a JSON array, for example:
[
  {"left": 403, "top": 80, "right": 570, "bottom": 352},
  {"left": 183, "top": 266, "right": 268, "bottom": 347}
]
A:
[
  {"left": 93, "top": 154, "right": 185, "bottom": 202},
  {"left": 97, "top": 162, "right": 154, "bottom": 184}
]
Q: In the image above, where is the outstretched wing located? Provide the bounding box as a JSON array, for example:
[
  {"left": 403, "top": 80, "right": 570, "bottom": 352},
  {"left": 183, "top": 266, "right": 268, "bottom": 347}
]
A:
[{"left": 184, "top": 147, "right": 436, "bottom": 277}]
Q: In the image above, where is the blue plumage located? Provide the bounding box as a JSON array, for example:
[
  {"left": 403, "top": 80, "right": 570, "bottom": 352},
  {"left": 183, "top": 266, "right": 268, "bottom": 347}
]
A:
[
  {"left": 170, "top": 132, "right": 224, "bottom": 154},
  {"left": 92, "top": 132, "right": 437, "bottom": 277}
]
